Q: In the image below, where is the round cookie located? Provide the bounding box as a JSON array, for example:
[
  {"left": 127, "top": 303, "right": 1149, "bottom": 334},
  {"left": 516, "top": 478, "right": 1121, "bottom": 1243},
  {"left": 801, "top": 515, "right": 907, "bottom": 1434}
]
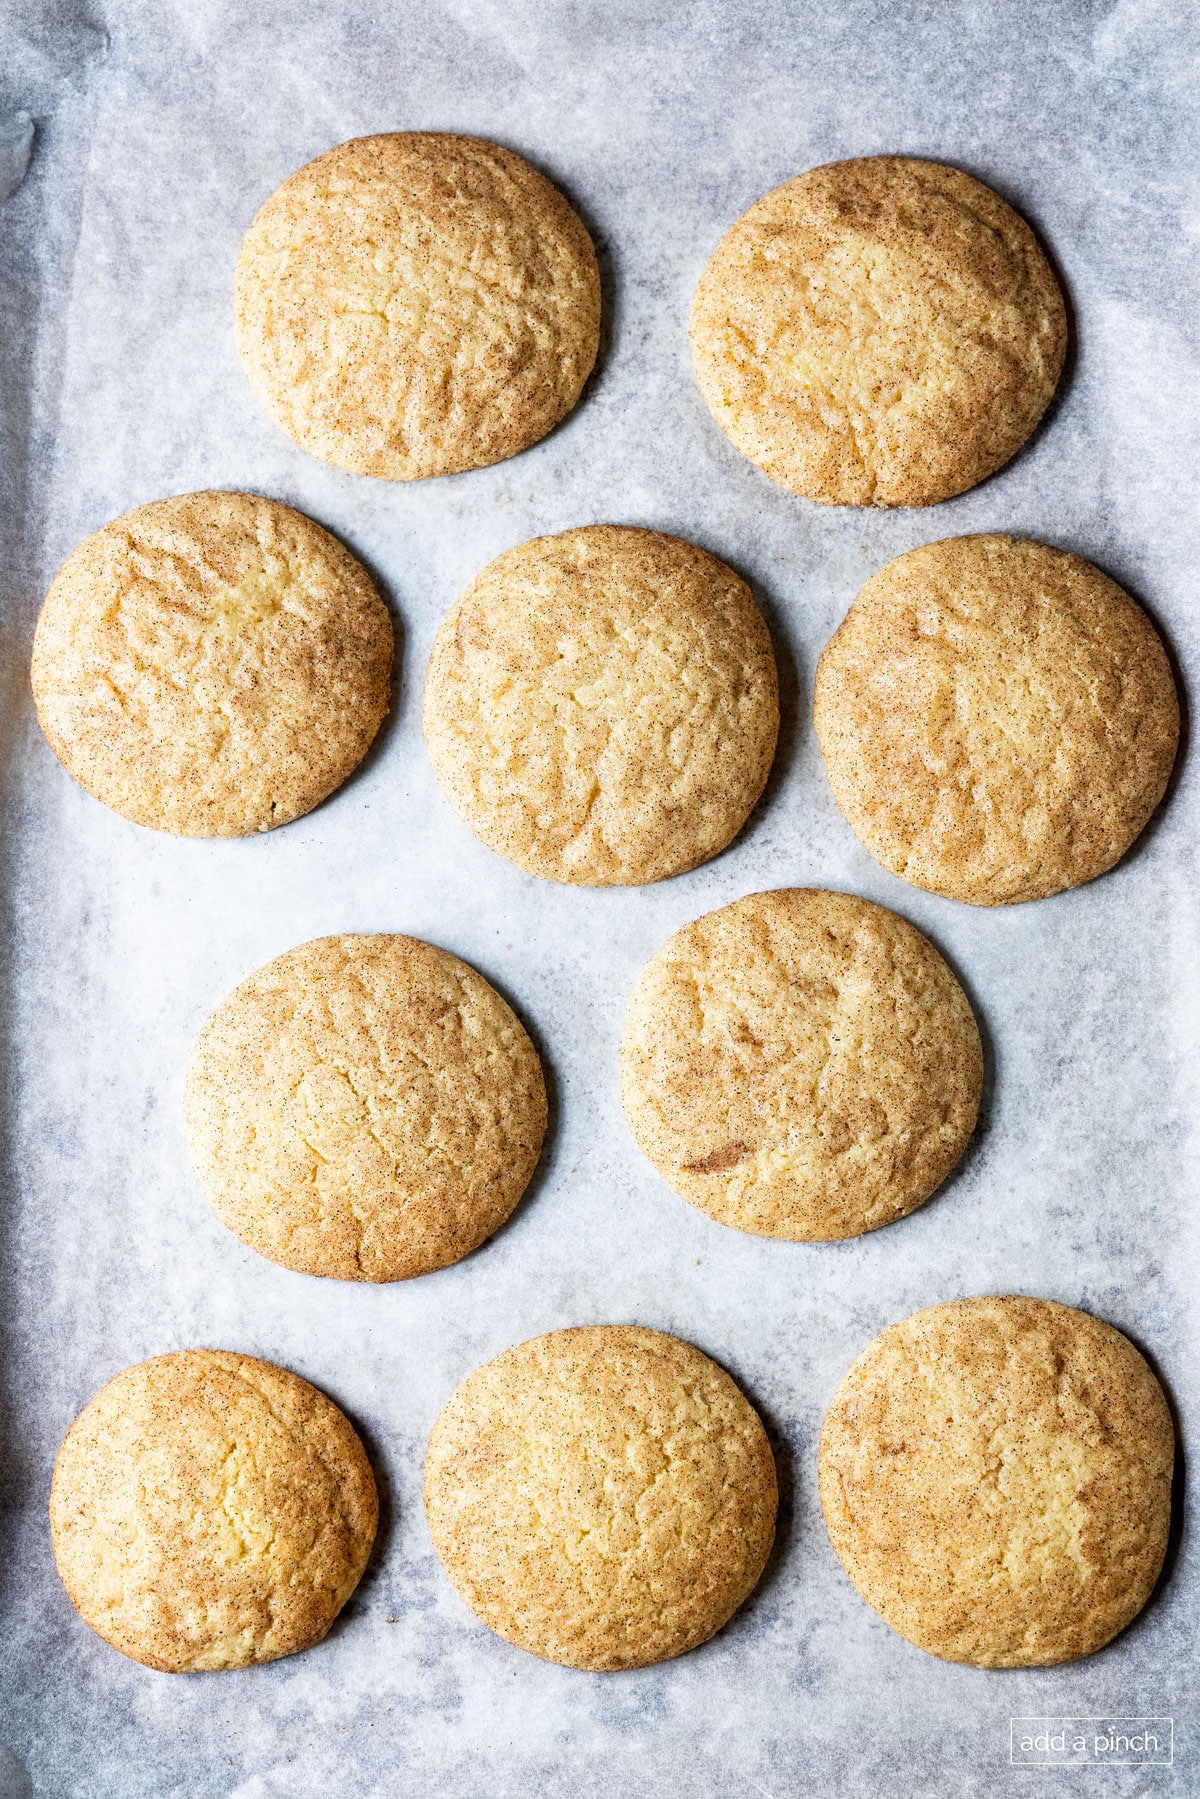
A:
[
  {"left": 424, "top": 1325, "right": 777, "bottom": 1670},
  {"left": 49, "top": 1350, "right": 378, "bottom": 1672},
  {"left": 184, "top": 934, "right": 547, "bottom": 1282},
  {"left": 234, "top": 133, "right": 601, "bottom": 481},
  {"left": 690, "top": 156, "right": 1067, "bottom": 507},
  {"left": 813, "top": 535, "right": 1179, "bottom": 905},
  {"left": 423, "top": 526, "right": 779, "bottom": 885},
  {"left": 818, "top": 1297, "right": 1174, "bottom": 1667},
  {"left": 620, "top": 888, "right": 981, "bottom": 1241},
  {"left": 31, "top": 491, "right": 393, "bottom": 837}
]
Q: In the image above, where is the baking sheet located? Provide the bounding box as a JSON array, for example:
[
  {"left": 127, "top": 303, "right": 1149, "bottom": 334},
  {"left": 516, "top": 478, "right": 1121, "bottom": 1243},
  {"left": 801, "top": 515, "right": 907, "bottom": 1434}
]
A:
[{"left": 1, "top": 1, "right": 1198, "bottom": 1793}]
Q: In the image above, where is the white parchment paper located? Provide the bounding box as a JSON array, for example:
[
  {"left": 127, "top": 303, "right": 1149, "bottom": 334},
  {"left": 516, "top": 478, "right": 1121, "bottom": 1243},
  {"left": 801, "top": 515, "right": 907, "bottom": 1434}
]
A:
[{"left": 1, "top": 2, "right": 1198, "bottom": 1793}]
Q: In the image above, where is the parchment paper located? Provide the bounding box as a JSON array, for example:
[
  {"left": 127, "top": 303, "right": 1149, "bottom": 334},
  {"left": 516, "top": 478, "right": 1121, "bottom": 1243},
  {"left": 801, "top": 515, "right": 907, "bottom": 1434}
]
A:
[{"left": 1, "top": 2, "right": 1198, "bottom": 1793}]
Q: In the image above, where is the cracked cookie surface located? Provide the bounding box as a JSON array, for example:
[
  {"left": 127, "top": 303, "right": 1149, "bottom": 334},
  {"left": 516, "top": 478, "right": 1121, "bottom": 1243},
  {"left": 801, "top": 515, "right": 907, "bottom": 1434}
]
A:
[
  {"left": 819, "top": 1297, "right": 1174, "bottom": 1666},
  {"left": 813, "top": 535, "right": 1179, "bottom": 905},
  {"left": 184, "top": 934, "right": 547, "bottom": 1282},
  {"left": 424, "top": 1325, "right": 776, "bottom": 1669},
  {"left": 690, "top": 156, "right": 1066, "bottom": 507},
  {"left": 49, "top": 1350, "right": 377, "bottom": 1672},
  {"left": 423, "top": 526, "right": 778, "bottom": 885},
  {"left": 234, "top": 132, "right": 601, "bottom": 480},
  {"left": 620, "top": 888, "right": 981, "bottom": 1240},
  {"left": 31, "top": 491, "right": 393, "bottom": 837}
]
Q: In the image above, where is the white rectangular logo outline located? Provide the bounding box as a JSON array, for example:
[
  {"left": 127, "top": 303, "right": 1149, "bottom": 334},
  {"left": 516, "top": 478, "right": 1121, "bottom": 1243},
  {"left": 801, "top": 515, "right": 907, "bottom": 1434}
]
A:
[{"left": 1009, "top": 1716, "right": 1173, "bottom": 1768}]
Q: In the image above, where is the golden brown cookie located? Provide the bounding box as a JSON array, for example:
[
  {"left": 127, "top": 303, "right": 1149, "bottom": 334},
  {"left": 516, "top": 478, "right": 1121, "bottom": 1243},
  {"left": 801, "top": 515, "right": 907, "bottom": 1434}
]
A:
[
  {"left": 31, "top": 491, "right": 393, "bottom": 837},
  {"left": 234, "top": 133, "right": 601, "bottom": 480},
  {"left": 620, "top": 888, "right": 981, "bottom": 1240},
  {"left": 49, "top": 1350, "right": 378, "bottom": 1672},
  {"left": 422, "top": 526, "right": 779, "bottom": 885},
  {"left": 819, "top": 1297, "right": 1174, "bottom": 1667},
  {"left": 424, "top": 1325, "right": 776, "bottom": 1670},
  {"left": 184, "top": 934, "right": 547, "bottom": 1282},
  {"left": 813, "top": 535, "right": 1179, "bottom": 905},
  {"left": 690, "top": 156, "right": 1067, "bottom": 507}
]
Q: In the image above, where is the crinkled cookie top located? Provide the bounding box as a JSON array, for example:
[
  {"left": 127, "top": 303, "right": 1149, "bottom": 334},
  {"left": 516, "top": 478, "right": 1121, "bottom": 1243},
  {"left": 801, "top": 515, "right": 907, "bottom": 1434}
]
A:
[
  {"left": 819, "top": 1296, "right": 1173, "bottom": 1667},
  {"left": 690, "top": 156, "right": 1066, "bottom": 506},
  {"left": 235, "top": 132, "right": 601, "bottom": 479}
]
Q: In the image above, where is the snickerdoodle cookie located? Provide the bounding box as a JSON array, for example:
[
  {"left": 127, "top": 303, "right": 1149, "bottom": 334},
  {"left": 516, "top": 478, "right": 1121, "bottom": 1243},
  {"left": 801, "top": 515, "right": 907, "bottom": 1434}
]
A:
[
  {"left": 424, "top": 1325, "right": 777, "bottom": 1669},
  {"left": 234, "top": 133, "right": 601, "bottom": 480},
  {"left": 620, "top": 888, "right": 981, "bottom": 1240},
  {"left": 185, "top": 934, "right": 547, "bottom": 1282},
  {"left": 819, "top": 1297, "right": 1174, "bottom": 1666},
  {"left": 813, "top": 535, "right": 1179, "bottom": 904},
  {"left": 690, "top": 156, "right": 1066, "bottom": 506},
  {"left": 49, "top": 1351, "right": 377, "bottom": 1672},
  {"left": 31, "top": 491, "right": 393, "bottom": 836},
  {"left": 423, "top": 526, "right": 779, "bottom": 885}
]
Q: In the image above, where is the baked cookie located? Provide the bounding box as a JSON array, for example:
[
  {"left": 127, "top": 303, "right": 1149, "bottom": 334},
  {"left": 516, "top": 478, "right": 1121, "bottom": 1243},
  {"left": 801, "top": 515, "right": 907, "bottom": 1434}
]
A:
[
  {"left": 819, "top": 1297, "right": 1174, "bottom": 1667},
  {"left": 621, "top": 888, "right": 981, "bottom": 1240},
  {"left": 424, "top": 1325, "right": 776, "bottom": 1669},
  {"left": 49, "top": 1351, "right": 377, "bottom": 1672},
  {"left": 423, "top": 527, "right": 779, "bottom": 885},
  {"left": 185, "top": 934, "right": 547, "bottom": 1282},
  {"left": 814, "top": 535, "right": 1179, "bottom": 905},
  {"left": 31, "top": 491, "right": 393, "bottom": 837},
  {"left": 234, "top": 133, "right": 601, "bottom": 480},
  {"left": 690, "top": 156, "right": 1067, "bottom": 507}
]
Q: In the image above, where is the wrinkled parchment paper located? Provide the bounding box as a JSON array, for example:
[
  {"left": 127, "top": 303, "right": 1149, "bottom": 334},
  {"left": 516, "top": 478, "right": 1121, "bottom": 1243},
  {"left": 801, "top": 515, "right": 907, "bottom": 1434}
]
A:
[{"left": 1, "top": 2, "right": 1198, "bottom": 1793}]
